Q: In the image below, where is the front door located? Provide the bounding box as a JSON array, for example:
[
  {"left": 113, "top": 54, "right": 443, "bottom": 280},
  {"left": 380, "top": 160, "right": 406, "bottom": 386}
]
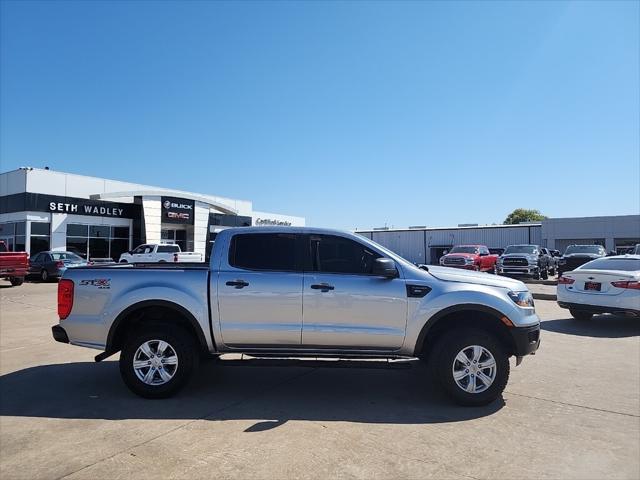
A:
[
  {"left": 302, "top": 234, "right": 408, "bottom": 350},
  {"left": 217, "top": 232, "right": 303, "bottom": 347}
]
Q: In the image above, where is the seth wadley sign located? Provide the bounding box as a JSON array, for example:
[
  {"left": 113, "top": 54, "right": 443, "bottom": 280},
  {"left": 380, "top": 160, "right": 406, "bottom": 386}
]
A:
[{"left": 49, "top": 202, "right": 125, "bottom": 217}]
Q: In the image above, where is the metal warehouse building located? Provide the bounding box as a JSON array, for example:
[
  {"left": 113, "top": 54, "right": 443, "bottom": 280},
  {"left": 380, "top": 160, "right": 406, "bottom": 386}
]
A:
[{"left": 357, "top": 215, "right": 640, "bottom": 265}]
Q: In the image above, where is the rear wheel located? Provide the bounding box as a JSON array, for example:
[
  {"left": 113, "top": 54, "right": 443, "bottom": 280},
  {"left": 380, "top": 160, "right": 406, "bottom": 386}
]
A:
[
  {"left": 119, "top": 325, "right": 197, "bottom": 398},
  {"left": 40, "top": 269, "right": 49, "bottom": 282},
  {"left": 9, "top": 277, "right": 24, "bottom": 286},
  {"left": 120, "top": 259, "right": 128, "bottom": 264},
  {"left": 429, "top": 328, "right": 509, "bottom": 406},
  {"left": 570, "top": 309, "right": 593, "bottom": 321}
]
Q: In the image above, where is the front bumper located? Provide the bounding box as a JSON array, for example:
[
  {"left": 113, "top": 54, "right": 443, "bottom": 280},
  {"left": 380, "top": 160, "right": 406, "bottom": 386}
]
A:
[
  {"left": 557, "top": 302, "right": 640, "bottom": 317},
  {"left": 51, "top": 325, "right": 69, "bottom": 343},
  {"left": 510, "top": 324, "right": 541, "bottom": 356},
  {"left": 498, "top": 265, "right": 538, "bottom": 277}
]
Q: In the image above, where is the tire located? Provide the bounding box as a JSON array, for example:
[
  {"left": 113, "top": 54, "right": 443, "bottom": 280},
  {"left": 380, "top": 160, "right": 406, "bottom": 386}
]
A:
[
  {"left": 119, "top": 325, "right": 198, "bottom": 399},
  {"left": 40, "top": 269, "right": 49, "bottom": 282},
  {"left": 489, "top": 265, "right": 497, "bottom": 275},
  {"left": 541, "top": 267, "right": 549, "bottom": 280},
  {"left": 429, "top": 328, "right": 510, "bottom": 406},
  {"left": 533, "top": 268, "right": 540, "bottom": 280},
  {"left": 570, "top": 309, "right": 593, "bottom": 321},
  {"left": 9, "top": 277, "right": 24, "bottom": 286},
  {"left": 120, "top": 259, "right": 128, "bottom": 264}
]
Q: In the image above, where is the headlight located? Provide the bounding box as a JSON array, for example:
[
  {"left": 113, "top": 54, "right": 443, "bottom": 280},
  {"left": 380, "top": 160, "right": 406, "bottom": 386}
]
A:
[
  {"left": 464, "top": 258, "right": 475, "bottom": 264},
  {"left": 439, "top": 258, "right": 445, "bottom": 265},
  {"left": 497, "top": 257, "right": 503, "bottom": 264},
  {"left": 508, "top": 291, "right": 535, "bottom": 308}
]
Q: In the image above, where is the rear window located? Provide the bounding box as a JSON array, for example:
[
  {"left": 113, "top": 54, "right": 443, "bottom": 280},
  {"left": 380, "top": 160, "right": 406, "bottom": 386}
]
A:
[
  {"left": 157, "top": 245, "right": 180, "bottom": 253},
  {"left": 579, "top": 258, "right": 640, "bottom": 272},
  {"left": 229, "top": 233, "right": 297, "bottom": 271},
  {"left": 51, "top": 252, "right": 83, "bottom": 261}
]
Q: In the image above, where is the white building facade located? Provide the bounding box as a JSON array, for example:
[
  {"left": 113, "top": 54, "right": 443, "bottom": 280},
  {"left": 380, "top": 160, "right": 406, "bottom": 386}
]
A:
[{"left": 0, "top": 168, "right": 304, "bottom": 260}]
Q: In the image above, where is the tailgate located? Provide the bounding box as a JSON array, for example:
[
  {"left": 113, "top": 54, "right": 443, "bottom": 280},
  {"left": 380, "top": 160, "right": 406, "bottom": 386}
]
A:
[{"left": 0, "top": 252, "right": 29, "bottom": 271}]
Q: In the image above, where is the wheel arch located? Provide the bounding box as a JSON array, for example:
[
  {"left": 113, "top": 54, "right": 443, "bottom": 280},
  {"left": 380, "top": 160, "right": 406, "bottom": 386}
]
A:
[
  {"left": 106, "top": 300, "right": 209, "bottom": 355},
  {"left": 414, "top": 304, "right": 516, "bottom": 358}
]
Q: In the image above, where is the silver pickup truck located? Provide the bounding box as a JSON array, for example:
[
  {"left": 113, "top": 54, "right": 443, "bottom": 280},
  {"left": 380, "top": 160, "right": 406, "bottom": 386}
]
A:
[{"left": 52, "top": 227, "right": 540, "bottom": 406}]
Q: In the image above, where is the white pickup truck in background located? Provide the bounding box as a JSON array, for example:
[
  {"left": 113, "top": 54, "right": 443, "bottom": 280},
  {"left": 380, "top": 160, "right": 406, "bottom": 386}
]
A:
[{"left": 118, "top": 243, "right": 204, "bottom": 263}]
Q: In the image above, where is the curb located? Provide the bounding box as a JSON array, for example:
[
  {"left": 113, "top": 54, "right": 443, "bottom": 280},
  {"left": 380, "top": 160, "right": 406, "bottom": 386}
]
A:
[{"left": 532, "top": 293, "right": 557, "bottom": 301}]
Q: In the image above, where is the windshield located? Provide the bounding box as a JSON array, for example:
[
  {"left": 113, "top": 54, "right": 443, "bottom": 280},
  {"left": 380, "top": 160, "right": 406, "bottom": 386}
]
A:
[
  {"left": 504, "top": 245, "right": 537, "bottom": 255},
  {"left": 449, "top": 246, "right": 478, "bottom": 254},
  {"left": 564, "top": 245, "right": 603, "bottom": 255},
  {"left": 51, "top": 252, "right": 83, "bottom": 261}
]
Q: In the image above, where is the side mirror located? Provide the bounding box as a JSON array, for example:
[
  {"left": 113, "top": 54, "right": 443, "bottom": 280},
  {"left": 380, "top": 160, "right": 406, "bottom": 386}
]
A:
[{"left": 372, "top": 258, "right": 398, "bottom": 278}]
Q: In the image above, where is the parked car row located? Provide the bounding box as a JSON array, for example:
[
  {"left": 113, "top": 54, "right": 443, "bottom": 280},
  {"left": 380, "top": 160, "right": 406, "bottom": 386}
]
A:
[{"left": 438, "top": 242, "right": 617, "bottom": 281}]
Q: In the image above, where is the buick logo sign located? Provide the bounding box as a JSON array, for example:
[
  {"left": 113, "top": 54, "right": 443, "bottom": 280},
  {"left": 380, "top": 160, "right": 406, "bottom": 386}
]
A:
[{"left": 163, "top": 200, "right": 171, "bottom": 209}]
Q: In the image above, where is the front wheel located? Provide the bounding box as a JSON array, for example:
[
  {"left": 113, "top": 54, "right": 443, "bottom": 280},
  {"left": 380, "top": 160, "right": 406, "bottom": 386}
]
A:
[
  {"left": 429, "top": 328, "right": 510, "bottom": 406},
  {"left": 570, "top": 309, "right": 593, "bottom": 321},
  {"left": 119, "top": 325, "right": 198, "bottom": 398},
  {"left": 9, "top": 277, "right": 24, "bottom": 286}
]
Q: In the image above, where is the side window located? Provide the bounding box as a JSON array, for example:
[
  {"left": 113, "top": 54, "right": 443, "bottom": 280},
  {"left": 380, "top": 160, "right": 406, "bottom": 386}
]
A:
[
  {"left": 33, "top": 253, "right": 43, "bottom": 263},
  {"left": 131, "top": 245, "right": 144, "bottom": 254},
  {"left": 157, "top": 245, "right": 180, "bottom": 253},
  {"left": 312, "top": 235, "right": 381, "bottom": 275},
  {"left": 480, "top": 247, "right": 488, "bottom": 255},
  {"left": 229, "top": 233, "right": 297, "bottom": 271},
  {"left": 144, "top": 246, "right": 155, "bottom": 254}
]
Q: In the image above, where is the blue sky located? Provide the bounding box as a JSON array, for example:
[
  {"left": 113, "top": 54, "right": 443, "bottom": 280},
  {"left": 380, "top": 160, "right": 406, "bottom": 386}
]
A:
[{"left": 1, "top": 0, "right": 638, "bottom": 229}]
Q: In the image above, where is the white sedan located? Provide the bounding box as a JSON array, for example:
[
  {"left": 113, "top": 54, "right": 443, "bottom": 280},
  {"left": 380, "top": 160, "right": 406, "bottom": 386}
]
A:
[{"left": 557, "top": 255, "right": 640, "bottom": 320}]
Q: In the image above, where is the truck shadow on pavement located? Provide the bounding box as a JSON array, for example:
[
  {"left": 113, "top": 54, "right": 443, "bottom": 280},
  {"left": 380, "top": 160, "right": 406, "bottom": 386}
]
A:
[
  {"left": 541, "top": 315, "right": 640, "bottom": 338},
  {"left": 0, "top": 360, "right": 503, "bottom": 427}
]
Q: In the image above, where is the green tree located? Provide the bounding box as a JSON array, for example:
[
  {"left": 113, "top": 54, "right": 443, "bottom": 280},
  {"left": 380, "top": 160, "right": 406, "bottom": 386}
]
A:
[{"left": 504, "top": 208, "right": 547, "bottom": 225}]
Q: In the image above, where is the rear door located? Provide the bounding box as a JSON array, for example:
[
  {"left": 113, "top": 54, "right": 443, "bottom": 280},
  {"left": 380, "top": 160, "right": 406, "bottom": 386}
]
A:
[
  {"left": 302, "top": 234, "right": 408, "bottom": 350},
  {"left": 217, "top": 232, "right": 303, "bottom": 347}
]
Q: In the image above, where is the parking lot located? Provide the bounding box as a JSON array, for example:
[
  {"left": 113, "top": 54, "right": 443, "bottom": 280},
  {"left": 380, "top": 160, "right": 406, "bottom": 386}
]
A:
[{"left": 1, "top": 282, "right": 639, "bottom": 480}]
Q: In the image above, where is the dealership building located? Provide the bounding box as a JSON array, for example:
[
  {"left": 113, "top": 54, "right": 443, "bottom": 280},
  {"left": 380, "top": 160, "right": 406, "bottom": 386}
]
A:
[
  {"left": 357, "top": 215, "right": 640, "bottom": 265},
  {"left": 0, "top": 167, "right": 304, "bottom": 260}
]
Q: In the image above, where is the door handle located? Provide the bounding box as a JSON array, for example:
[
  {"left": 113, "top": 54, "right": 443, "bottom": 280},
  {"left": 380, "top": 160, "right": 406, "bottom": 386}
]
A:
[
  {"left": 226, "top": 280, "right": 249, "bottom": 289},
  {"left": 311, "top": 283, "right": 334, "bottom": 292}
]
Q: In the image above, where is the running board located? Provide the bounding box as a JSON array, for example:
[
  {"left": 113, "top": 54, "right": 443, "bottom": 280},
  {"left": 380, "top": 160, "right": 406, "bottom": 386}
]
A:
[{"left": 218, "top": 356, "right": 415, "bottom": 370}]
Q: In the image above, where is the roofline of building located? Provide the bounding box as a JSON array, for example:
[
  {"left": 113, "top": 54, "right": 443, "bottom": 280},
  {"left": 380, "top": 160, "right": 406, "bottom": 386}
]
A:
[
  {"left": 356, "top": 223, "right": 542, "bottom": 234},
  {"left": 2, "top": 167, "right": 253, "bottom": 206}
]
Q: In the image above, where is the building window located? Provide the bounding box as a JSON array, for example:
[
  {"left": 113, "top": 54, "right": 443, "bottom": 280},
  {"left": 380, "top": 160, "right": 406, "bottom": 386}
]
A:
[
  {"left": 29, "top": 222, "right": 50, "bottom": 255},
  {"left": 66, "top": 224, "right": 130, "bottom": 260}
]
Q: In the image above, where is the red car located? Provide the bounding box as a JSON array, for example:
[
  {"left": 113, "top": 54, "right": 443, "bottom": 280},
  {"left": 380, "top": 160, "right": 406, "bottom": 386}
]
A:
[
  {"left": 0, "top": 241, "right": 29, "bottom": 286},
  {"left": 439, "top": 245, "right": 498, "bottom": 273}
]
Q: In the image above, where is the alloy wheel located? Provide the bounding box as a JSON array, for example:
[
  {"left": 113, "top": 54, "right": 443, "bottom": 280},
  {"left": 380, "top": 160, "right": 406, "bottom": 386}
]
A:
[
  {"left": 133, "top": 340, "right": 179, "bottom": 385},
  {"left": 451, "top": 345, "right": 497, "bottom": 394}
]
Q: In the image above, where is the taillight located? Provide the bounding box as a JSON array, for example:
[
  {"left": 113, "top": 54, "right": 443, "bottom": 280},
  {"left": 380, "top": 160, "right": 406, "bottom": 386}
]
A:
[
  {"left": 558, "top": 276, "right": 575, "bottom": 284},
  {"left": 611, "top": 280, "right": 640, "bottom": 290},
  {"left": 55, "top": 260, "right": 65, "bottom": 268},
  {"left": 58, "top": 279, "right": 74, "bottom": 319}
]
